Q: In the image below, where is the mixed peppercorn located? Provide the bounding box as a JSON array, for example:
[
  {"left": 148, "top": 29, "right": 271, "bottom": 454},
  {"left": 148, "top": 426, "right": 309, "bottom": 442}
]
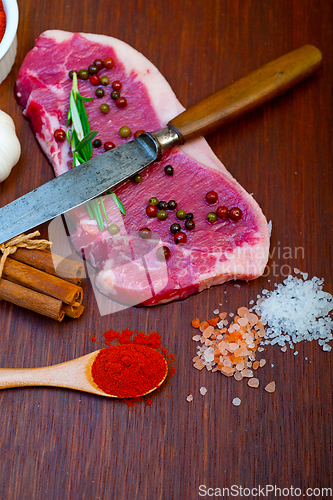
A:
[
  {"left": 205, "top": 190, "right": 243, "bottom": 222},
  {"left": 140, "top": 184, "right": 243, "bottom": 261},
  {"left": 55, "top": 55, "right": 142, "bottom": 149}
]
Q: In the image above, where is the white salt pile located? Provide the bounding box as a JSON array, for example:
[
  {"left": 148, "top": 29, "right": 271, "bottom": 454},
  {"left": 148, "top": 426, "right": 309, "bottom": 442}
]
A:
[{"left": 253, "top": 273, "right": 333, "bottom": 351}]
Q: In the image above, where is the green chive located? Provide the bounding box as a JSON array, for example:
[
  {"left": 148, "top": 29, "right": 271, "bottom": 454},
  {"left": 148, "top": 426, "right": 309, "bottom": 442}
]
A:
[
  {"left": 86, "top": 201, "right": 94, "bottom": 219},
  {"left": 109, "top": 192, "right": 126, "bottom": 215},
  {"left": 99, "top": 196, "right": 109, "bottom": 227},
  {"left": 91, "top": 199, "right": 104, "bottom": 231}
]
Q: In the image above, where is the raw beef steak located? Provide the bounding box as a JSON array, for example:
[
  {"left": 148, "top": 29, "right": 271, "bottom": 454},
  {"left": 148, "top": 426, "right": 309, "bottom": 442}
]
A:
[{"left": 16, "top": 30, "right": 270, "bottom": 307}]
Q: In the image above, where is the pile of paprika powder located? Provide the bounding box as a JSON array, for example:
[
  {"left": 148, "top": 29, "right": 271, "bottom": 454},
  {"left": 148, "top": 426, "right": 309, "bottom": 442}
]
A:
[
  {"left": 0, "top": 0, "right": 6, "bottom": 43},
  {"left": 91, "top": 343, "right": 168, "bottom": 398}
]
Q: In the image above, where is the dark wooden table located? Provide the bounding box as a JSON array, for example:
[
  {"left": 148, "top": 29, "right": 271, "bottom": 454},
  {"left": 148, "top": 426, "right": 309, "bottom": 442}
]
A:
[{"left": 0, "top": 1, "right": 332, "bottom": 499}]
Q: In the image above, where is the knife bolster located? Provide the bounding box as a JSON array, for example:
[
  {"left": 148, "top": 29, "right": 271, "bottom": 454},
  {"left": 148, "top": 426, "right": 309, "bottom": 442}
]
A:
[{"left": 149, "top": 126, "right": 182, "bottom": 158}]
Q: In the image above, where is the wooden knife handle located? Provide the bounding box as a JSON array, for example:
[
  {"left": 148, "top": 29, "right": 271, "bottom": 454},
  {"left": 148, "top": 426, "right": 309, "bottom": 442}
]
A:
[{"left": 168, "top": 45, "right": 322, "bottom": 143}]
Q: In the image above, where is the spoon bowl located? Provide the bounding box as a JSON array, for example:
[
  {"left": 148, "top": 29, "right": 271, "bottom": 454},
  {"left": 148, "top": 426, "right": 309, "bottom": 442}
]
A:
[{"left": 0, "top": 346, "right": 168, "bottom": 398}]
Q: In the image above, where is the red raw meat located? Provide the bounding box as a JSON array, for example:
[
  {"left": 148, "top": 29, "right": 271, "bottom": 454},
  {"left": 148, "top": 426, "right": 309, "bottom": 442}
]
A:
[{"left": 16, "top": 30, "right": 270, "bottom": 308}]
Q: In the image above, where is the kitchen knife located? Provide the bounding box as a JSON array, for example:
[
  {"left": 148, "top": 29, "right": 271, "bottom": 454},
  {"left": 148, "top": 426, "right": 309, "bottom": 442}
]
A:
[{"left": 0, "top": 45, "right": 322, "bottom": 245}]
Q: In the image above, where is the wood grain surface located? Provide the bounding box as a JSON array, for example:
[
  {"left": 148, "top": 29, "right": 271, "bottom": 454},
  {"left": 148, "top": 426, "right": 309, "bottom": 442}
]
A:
[{"left": 0, "top": 1, "right": 332, "bottom": 499}]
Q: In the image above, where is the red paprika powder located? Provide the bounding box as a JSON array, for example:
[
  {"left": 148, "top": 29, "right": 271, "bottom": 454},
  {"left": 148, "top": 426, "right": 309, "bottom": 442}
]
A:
[
  {"left": 91, "top": 343, "right": 168, "bottom": 398},
  {"left": 0, "top": 0, "right": 6, "bottom": 43}
]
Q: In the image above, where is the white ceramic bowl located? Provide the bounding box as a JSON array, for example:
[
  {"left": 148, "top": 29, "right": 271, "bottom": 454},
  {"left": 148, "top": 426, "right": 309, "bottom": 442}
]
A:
[{"left": 0, "top": 0, "right": 19, "bottom": 85}]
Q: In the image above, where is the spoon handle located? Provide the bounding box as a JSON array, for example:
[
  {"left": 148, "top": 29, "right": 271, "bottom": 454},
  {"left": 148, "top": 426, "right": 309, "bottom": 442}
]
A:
[
  {"left": 0, "top": 351, "right": 106, "bottom": 395},
  {"left": 0, "top": 366, "right": 62, "bottom": 389}
]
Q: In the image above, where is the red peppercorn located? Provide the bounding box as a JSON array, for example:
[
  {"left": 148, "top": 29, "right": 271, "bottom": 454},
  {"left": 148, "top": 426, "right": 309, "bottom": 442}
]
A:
[
  {"left": 112, "top": 80, "right": 122, "bottom": 91},
  {"left": 229, "top": 207, "right": 243, "bottom": 221},
  {"left": 174, "top": 232, "right": 187, "bottom": 244},
  {"left": 116, "top": 96, "right": 127, "bottom": 108},
  {"left": 54, "top": 129, "right": 66, "bottom": 142},
  {"left": 217, "top": 206, "right": 229, "bottom": 219},
  {"left": 104, "top": 57, "right": 115, "bottom": 69},
  {"left": 206, "top": 191, "right": 219, "bottom": 204},
  {"left": 104, "top": 142, "right": 116, "bottom": 151},
  {"left": 146, "top": 205, "right": 158, "bottom": 217},
  {"left": 89, "top": 74, "right": 100, "bottom": 86},
  {"left": 134, "top": 130, "right": 145, "bottom": 138}
]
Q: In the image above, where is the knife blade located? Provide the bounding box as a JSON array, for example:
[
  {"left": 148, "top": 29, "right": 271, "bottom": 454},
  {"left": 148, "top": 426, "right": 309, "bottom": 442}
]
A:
[
  {"left": 0, "top": 134, "right": 163, "bottom": 244},
  {"left": 0, "top": 45, "right": 322, "bottom": 244}
]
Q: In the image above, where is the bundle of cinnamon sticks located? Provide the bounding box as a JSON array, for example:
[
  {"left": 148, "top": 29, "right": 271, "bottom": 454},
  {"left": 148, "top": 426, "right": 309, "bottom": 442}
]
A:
[{"left": 0, "top": 234, "right": 85, "bottom": 322}]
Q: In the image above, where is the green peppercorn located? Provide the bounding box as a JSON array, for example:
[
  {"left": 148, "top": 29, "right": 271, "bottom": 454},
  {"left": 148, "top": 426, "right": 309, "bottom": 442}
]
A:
[
  {"left": 78, "top": 69, "right": 89, "bottom": 80},
  {"left": 185, "top": 219, "right": 195, "bottom": 230},
  {"left": 95, "top": 87, "right": 105, "bottom": 98},
  {"left": 108, "top": 224, "right": 120, "bottom": 235},
  {"left": 157, "top": 210, "right": 168, "bottom": 220},
  {"left": 168, "top": 200, "right": 177, "bottom": 210},
  {"left": 170, "top": 223, "right": 181, "bottom": 234},
  {"left": 68, "top": 70, "right": 75, "bottom": 79},
  {"left": 149, "top": 197, "right": 159, "bottom": 206},
  {"left": 88, "top": 64, "right": 98, "bottom": 75},
  {"left": 119, "top": 126, "right": 131, "bottom": 138},
  {"left": 176, "top": 209, "right": 187, "bottom": 220},
  {"left": 133, "top": 174, "right": 142, "bottom": 183},
  {"left": 100, "top": 103, "right": 110, "bottom": 114},
  {"left": 100, "top": 75, "right": 110, "bottom": 86},
  {"left": 207, "top": 212, "right": 217, "bottom": 223}
]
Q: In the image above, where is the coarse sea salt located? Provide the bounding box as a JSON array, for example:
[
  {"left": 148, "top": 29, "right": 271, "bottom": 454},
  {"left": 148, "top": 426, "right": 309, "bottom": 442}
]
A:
[{"left": 256, "top": 274, "right": 333, "bottom": 351}]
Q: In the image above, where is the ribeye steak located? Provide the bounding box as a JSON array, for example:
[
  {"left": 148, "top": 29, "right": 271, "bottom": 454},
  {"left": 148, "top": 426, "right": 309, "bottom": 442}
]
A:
[{"left": 16, "top": 30, "right": 270, "bottom": 307}]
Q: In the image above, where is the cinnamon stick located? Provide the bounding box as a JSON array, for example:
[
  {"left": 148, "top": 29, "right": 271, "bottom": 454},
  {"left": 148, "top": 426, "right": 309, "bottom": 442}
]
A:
[
  {"left": 2, "top": 257, "right": 83, "bottom": 305},
  {"left": 0, "top": 278, "right": 65, "bottom": 322},
  {"left": 62, "top": 303, "right": 85, "bottom": 319},
  {"left": 10, "top": 248, "right": 84, "bottom": 284}
]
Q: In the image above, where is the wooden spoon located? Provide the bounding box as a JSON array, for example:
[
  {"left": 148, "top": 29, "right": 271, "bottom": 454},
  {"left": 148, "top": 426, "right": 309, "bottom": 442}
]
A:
[{"left": 0, "top": 346, "right": 168, "bottom": 398}]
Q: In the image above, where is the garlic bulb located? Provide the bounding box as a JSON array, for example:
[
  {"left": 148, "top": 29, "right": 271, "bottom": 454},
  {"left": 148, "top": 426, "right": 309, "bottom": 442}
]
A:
[{"left": 0, "top": 110, "right": 21, "bottom": 182}]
